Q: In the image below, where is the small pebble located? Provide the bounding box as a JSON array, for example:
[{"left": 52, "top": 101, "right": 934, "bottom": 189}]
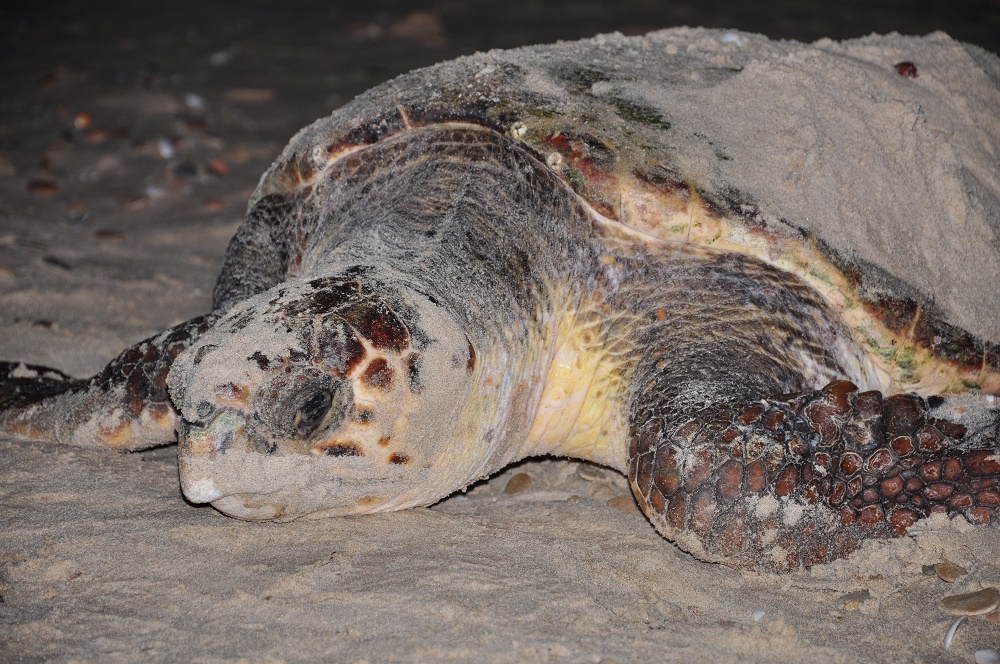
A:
[
  {"left": 587, "top": 483, "right": 613, "bottom": 499},
  {"left": 504, "top": 473, "right": 531, "bottom": 494},
  {"left": 225, "top": 87, "right": 275, "bottom": 103},
  {"left": 42, "top": 256, "right": 72, "bottom": 271},
  {"left": 944, "top": 616, "right": 965, "bottom": 650},
  {"left": 144, "top": 184, "right": 166, "bottom": 200},
  {"left": 976, "top": 649, "right": 1000, "bottom": 664},
  {"left": 73, "top": 112, "right": 91, "bottom": 130},
  {"left": 386, "top": 11, "right": 447, "bottom": 48},
  {"left": 941, "top": 587, "right": 1000, "bottom": 616},
  {"left": 206, "top": 158, "right": 229, "bottom": 177},
  {"left": 838, "top": 590, "right": 871, "bottom": 611},
  {"left": 606, "top": 496, "right": 637, "bottom": 513},
  {"left": 209, "top": 49, "right": 233, "bottom": 66},
  {"left": 720, "top": 32, "right": 748, "bottom": 47},
  {"left": 156, "top": 138, "right": 176, "bottom": 159},
  {"left": 183, "top": 115, "right": 207, "bottom": 130},
  {"left": 184, "top": 93, "right": 207, "bottom": 113},
  {"left": 27, "top": 179, "right": 58, "bottom": 194},
  {"left": 752, "top": 609, "right": 766, "bottom": 622},
  {"left": 67, "top": 204, "right": 88, "bottom": 224},
  {"left": 934, "top": 559, "right": 967, "bottom": 582},
  {"left": 894, "top": 61, "right": 918, "bottom": 78},
  {"left": 577, "top": 465, "right": 607, "bottom": 482}
]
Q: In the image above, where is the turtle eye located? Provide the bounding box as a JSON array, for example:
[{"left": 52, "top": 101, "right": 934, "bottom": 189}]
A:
[{"left": 293, "top": 389, "right": 333, "bottom": 437}]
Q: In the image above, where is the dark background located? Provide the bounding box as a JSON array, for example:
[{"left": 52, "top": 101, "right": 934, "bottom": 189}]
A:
[
  {"left": 2, "top": 0, "right": 996, "bottom": 179},
  {"left": 3, "top": 1, "right": 997, "bottom": 107},
  {"left": 4, "top": 0, "right": 999, "bottom": 54}
]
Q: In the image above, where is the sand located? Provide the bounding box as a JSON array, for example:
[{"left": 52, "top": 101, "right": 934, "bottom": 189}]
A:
[{"left": 2, "top": 4, "right": 999, "bottom": 663}]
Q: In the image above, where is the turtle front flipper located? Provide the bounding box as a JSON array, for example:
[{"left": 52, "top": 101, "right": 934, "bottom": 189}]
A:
[
  {"left": 627, "top": 380, "right": 1000, "bottom": 572},
  {"left": 0, "top": 315, "right": 214, "bottom": 450}
]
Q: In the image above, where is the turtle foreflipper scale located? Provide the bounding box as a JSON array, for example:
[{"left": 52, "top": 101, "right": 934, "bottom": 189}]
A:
[
  {"left": 628, "top": 381, "right": 1000, "bottom": 572},
  {"left": 0, "top": 314, "right": 214, "bottom": 450}
]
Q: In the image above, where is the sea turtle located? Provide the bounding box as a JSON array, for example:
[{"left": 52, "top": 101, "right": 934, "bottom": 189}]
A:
[{"left": 2, "top": 29, "right": 999, "bottom": 572}]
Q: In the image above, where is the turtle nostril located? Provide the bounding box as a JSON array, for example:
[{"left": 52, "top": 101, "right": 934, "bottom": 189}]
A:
[{"left": 196, "top": 400, "right": 216, "bottom": 420}]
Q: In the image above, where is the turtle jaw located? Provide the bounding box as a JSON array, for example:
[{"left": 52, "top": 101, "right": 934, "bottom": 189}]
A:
[
  {"left": 176, "top": 413, "right": 286, "bottom": 519},
  {"left": 208, "top": 494, "right": 284, "bottom": 520},
  {"left": 176, "top": 414, "right": 249, "bottom": 507},
  {"left": 176, "top": 414, "right": 308, "bottom": 520},
  {"left": 173, "top": 366, "right": 480, "bottom": 522}
]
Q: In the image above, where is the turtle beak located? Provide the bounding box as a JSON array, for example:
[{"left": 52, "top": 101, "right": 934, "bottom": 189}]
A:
[
  {"left": 177, "top": 419, "right": 231, "bottom": 503},
  {"left": 176, "top": 413, "right": 287, "bottom": 520},
  {"left": 176, "top": 412, "right": 240, "bottom": 503}
]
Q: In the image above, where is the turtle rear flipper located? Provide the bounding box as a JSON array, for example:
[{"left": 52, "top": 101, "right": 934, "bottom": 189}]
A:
[
  {"left": 0, "top": 314, "right": 214, "bottom": 450},
  {"left": 628, "top": 381, "right": 1000, "bottom": 572}
]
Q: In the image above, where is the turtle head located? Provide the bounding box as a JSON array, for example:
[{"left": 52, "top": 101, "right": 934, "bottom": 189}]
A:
[{"left": 168, "top": 272, "right": 477, "bottom": 521}]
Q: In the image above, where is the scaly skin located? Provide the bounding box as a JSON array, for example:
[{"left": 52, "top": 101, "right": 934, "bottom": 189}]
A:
[
  {"left": 0, "top": 315, "right": 214, "bottom": 449},
  {"left": 629, "top": 381, "right": 1000, "bottom": 571}
]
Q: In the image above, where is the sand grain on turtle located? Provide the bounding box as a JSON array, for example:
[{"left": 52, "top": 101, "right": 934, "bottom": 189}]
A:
[{"left": 2, "top": 29, "right": 999, "bottom": 572}]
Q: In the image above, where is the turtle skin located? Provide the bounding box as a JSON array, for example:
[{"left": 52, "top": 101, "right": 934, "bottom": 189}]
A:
[
  {"left": 628, "top": 380, "right": 1000, "bottom": 571},
  {"left": 3, "top": 32, "right": 1000, "bottom": 573},
  {"left": 0, "top": 316, "right": 215, "bottom": 449}
]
